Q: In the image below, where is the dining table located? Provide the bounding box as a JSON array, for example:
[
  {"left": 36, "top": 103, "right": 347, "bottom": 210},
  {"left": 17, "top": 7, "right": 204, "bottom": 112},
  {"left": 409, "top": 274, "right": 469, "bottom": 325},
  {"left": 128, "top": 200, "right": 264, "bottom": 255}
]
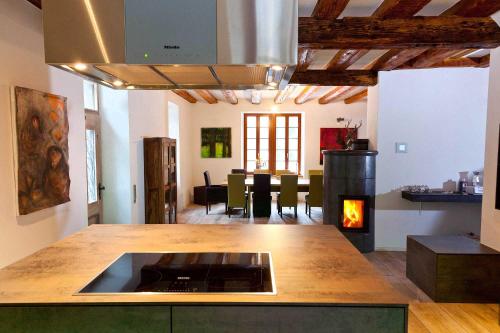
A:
[{"left": 222, "top": 177, "right": 310, "bottom": 193}]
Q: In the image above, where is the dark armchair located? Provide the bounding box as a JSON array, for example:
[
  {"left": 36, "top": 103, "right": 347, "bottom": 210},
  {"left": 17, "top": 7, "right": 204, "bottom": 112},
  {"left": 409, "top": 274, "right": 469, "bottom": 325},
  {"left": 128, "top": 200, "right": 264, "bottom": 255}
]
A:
[{"left": 204, "top": 171, "right": 228, "bottom": 214}]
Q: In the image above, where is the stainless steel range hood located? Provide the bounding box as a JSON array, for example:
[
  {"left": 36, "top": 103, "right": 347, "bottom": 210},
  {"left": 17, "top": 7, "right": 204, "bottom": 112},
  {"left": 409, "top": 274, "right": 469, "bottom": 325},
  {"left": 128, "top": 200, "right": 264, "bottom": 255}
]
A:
[{"left": 42, "top": 0, "right": 298, "bottom": 90}]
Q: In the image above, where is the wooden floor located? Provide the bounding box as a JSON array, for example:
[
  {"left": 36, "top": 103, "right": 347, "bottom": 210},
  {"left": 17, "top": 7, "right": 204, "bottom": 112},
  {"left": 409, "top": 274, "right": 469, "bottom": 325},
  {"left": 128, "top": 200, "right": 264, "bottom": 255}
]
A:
[
  {"left": 179, "top": 204, "right": 500, "bottom": 333},
  {"left": 178, "top": 202, "right": 323, "bottom": 225}
]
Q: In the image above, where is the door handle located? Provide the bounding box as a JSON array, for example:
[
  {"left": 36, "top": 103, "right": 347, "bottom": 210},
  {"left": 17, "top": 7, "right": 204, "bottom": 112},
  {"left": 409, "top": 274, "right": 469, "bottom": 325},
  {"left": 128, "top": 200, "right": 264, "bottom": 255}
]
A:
[{"left": 98, "top": 183, "right": 106, "bottom": 200}]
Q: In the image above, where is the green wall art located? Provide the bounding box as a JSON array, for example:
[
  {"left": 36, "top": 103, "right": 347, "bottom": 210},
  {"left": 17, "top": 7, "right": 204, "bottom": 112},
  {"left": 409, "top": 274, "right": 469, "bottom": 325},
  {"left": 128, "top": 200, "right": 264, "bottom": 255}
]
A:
[{"left": 201, "top": 128, "right": 232, "bottom": 158}]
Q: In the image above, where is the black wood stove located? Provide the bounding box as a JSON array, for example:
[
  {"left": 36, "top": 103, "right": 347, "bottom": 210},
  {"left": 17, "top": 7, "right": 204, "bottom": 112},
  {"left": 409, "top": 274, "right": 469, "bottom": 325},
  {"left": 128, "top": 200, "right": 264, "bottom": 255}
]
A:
[{"left": 323, "top": 150, "right": 378, "bottom": 253}]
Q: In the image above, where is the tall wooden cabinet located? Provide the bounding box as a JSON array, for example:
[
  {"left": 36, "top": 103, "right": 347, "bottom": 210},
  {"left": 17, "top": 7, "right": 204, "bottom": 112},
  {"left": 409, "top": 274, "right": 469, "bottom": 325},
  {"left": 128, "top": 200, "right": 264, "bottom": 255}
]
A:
[{"left": 144, "top": 138, "right": 177, "bottom": 224}]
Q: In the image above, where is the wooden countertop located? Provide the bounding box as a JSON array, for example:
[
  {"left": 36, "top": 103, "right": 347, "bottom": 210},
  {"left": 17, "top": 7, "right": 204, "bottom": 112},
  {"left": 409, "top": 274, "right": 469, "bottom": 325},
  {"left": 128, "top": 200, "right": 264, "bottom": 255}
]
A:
[{"left": 0, "top": 225, "right": 407, "bottom": 306}]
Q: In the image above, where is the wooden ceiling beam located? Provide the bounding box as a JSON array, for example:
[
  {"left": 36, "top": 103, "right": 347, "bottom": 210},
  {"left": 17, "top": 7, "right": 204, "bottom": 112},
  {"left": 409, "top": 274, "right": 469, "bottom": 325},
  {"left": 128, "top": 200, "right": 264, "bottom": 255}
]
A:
[
  {"left": 274, "top": 86, "right": 296, "bottom": 104},
  {"left": 344, "top": 89, "right": 368, "bottom": 104},
  {"left": 368, "top": 49, "right": 428, "bottom": 71},
  {"left": 297, "top": 48, "right": 316, "bottom": 72},
  {"left": 172, "top": 90, "right": 197, "bottom": 104},
  {"left": 326, "top": 0, "right": 432, "bottom": 72},
  {"left": 442, "top": 0, "right": 500, "bottom": 17},
  {"left": 221, "top": 90, "right": 238, "bottom": 105},
  {"left": 474, "top": 54, "right": 491, "bottom": 68},
  {"left": 299, "top": 16, "right": 500, "bottom": 50},
  {"left": 290, "top": 70, "right": 378, "bottom": 86},
  {"left": 400, "top": 56, "right": 489, "bottom": 69},
  {"left": 326, "top": 50, "right": 369, "bottom": 72},
  {"left": 26, "top": 0, "right": 42, "bottom": 9},
  {"left": 250, "top": 90, "right": 262, "bottom": 105},
  {"left": 371, "top": 0, "right": 432, "bottom": 19},
  {"left": 388, "top": 0, "right": 500, "bottom": 69},
  {"left": 300, "top": 0, "right": 349, "bottom": 72},
  {"left": 409, "top": 49, "right": 464, "bottom": 68},
  {"left": 311, "top": 0, "right": 350, "bottom": 19},
  {"left": 295, "top": 86, "right": 320, "bottom": 105},
  {"left": 196, "top": 90, "right": 218, "bottom": 104},
  {"left": 319, "top": 86, "right": 356, "bottom": 104}
]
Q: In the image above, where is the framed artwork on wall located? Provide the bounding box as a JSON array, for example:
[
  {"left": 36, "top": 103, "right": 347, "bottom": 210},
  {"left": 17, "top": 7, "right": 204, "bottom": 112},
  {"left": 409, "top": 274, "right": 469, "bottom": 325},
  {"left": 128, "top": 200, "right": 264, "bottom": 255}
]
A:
[
  {"left": 496, "top": 124, "right": 500, "bottom": 210},
  {"left": 13, "top": 86, "right": 71, "bottom": 215},
  {"left": 319, "top": 128, "right": 357, "bottom": 165},
  {"left": 201, "top": 128, "right": 232, "bottom": 158}
]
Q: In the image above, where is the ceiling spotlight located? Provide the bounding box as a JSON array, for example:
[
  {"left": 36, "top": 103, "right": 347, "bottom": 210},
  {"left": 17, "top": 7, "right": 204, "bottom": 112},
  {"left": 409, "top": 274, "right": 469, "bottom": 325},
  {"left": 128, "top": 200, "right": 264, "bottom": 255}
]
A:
[
  {"left": 113, "top": 80, "right": 124, "bottom": 87},
  {"left": 74, "top": 63, "right": 87, "bottom": 71},
  {"left": 271, "top": 65, "right": 284, "bottom": 71},
  {"left": 126, "top": 85, "right": 135, "bottom": 90}
]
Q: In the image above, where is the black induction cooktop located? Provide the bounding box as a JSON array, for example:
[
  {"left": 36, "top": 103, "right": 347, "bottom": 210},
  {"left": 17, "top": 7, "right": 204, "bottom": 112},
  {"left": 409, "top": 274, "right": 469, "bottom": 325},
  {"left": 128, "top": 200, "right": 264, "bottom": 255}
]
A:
[{"left": 78, "top": 252, "right": 275, "bottom": 294}]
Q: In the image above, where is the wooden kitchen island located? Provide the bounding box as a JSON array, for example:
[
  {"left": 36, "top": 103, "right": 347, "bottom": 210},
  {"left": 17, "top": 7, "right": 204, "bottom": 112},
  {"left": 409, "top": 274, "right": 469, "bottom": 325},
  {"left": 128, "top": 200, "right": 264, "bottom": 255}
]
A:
[{"left": 0, "top": 225, "right": 408, "bottom": 332}]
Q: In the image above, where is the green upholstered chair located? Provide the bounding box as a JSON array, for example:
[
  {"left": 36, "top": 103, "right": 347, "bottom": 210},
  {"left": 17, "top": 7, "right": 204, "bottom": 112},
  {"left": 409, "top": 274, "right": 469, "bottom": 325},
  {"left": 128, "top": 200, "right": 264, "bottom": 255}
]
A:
[
  {"left": 305, "top": 175, "right": 323, "bottom": 217},
  {"left": 227, "top": 174, "right": 248, "bottom": 217},
  {"left": 308, "top": 169, "right": 323, "bottom": 178},
  {"left": 277, "top": 174, "right": 298, "bottom": 218}
]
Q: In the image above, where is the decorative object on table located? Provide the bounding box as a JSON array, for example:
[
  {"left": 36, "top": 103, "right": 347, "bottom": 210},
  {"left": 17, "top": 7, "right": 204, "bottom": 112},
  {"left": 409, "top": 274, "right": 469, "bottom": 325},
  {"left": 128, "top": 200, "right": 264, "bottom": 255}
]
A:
[
  {"left": 201, "top": 128, "right": 231, "bottom": 158},
  {"left": 319, "top": 128, "right": 352, "bottom": 165},
  {"left": 404, "top": 185, "right": 430, "bottom": 193},
  {"left": 13, "top": 86, "right": 70, "bottom": 215},
  {"left": 344, "top": 120, "right": 362, "bottom": 150}
]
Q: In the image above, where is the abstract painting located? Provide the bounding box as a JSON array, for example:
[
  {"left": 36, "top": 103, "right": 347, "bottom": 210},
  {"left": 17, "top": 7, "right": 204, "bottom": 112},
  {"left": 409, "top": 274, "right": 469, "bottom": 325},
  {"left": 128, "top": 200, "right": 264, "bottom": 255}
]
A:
[
  {"left": 320, "top": 128, "right": 357, "bottom": 165},
  {"left": 14, "top": 86, "right": 70, "bottom": 215},
  {"left": 201, "top": 128, "right": 231, "bottom": 158}
]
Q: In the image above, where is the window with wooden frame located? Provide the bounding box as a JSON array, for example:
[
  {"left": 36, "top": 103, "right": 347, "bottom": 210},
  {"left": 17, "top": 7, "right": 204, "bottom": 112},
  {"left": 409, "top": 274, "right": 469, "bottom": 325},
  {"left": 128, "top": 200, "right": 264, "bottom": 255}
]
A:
[{"left": 244, "top": 113, "right": 302, "bottom": 175}]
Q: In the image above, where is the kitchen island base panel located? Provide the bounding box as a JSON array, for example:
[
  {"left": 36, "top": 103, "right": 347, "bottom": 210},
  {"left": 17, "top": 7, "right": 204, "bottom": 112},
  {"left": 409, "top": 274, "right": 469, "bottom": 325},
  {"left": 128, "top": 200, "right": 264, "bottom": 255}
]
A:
[
  {"left": 173, "top": 305, "right": 407, "bottom": 333},
  {"left": 0, "top": 305, "right": 407, "bottom": 333},
  {"left": 0, "top": 306, "right": 171, "bottom": 333}
]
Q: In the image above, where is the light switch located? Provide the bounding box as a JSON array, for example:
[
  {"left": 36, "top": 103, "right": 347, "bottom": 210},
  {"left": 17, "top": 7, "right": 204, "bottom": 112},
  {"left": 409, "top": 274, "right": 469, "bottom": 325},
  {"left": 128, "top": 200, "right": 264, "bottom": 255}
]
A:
[{"left": 395, "top": 142, "right": 408, "bottom": 154}]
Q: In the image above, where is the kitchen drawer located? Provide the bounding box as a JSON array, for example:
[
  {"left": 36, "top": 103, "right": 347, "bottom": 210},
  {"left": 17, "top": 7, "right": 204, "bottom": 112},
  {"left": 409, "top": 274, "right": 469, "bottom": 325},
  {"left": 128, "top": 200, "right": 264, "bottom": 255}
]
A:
[{"left": 172, "top": 305, "right": 406, "bottom": 333}]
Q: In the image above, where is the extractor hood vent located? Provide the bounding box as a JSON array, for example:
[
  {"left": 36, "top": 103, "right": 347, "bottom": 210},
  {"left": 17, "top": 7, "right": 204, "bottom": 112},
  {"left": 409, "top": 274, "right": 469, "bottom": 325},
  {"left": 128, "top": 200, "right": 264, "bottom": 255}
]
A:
[{"left": 42, "top": 0, "right": 298, "bottom": 90}]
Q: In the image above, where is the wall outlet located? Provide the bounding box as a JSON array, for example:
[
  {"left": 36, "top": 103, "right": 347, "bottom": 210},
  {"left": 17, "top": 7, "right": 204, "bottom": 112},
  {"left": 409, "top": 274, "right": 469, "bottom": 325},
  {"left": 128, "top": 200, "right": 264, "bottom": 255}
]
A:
[{"left": 395, "top": 142, "right": 408, "bottom": 154}]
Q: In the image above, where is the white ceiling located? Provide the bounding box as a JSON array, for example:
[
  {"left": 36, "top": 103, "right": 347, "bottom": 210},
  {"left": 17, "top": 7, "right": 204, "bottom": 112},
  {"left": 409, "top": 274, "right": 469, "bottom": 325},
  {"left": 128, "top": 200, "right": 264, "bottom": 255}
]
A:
[{"left": 192, "top": 0, "right": 497, "bottom": 103}]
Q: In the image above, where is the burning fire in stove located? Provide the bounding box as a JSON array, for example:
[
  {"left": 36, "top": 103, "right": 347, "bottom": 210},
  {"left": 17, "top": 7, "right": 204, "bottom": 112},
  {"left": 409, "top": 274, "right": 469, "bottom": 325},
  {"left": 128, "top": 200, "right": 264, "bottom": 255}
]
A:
[{"left": 343, "top": 200, "right": 365, "bottom": 229}]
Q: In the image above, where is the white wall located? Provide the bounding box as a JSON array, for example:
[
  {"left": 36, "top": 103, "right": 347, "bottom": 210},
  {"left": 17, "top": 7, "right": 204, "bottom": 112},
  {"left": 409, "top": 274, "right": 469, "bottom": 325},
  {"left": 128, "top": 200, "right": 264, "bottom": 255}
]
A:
[
  {"left": 481, "top": 12, "right": 500, "bottom": 251},
  {"left": 189, "top": 99, "right": 367, "bottom": 187},
  {"left": 100, "top": 86, "right": 132, "bottom": 225},
  {"left": 101, "top": 89, "right": 194, "bottom": 224},
  {"left": 371, "top": 69, "right": 489, "bottom": 250},
  {"left": 0, "top": 0, "right": 88, "bottom": 267},
  {"left": 128, "top": 90, "right": 168, "bottom": 224}
]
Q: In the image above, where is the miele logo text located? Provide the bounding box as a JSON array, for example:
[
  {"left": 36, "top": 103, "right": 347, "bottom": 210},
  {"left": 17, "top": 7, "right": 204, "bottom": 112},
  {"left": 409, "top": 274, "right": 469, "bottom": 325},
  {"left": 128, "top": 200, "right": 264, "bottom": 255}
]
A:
[
  {"left": 164, "top": 45, "right": 180, "bottom": 49},
  {"left": 177, "top": 276, "right": 190, "bottom": 280}
]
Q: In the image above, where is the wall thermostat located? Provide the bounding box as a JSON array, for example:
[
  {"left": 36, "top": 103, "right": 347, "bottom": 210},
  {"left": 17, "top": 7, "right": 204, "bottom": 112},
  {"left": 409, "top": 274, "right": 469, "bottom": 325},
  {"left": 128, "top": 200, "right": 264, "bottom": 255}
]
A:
[{"left": 395, "top": 143, "right": 408, "bottom": 154}]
